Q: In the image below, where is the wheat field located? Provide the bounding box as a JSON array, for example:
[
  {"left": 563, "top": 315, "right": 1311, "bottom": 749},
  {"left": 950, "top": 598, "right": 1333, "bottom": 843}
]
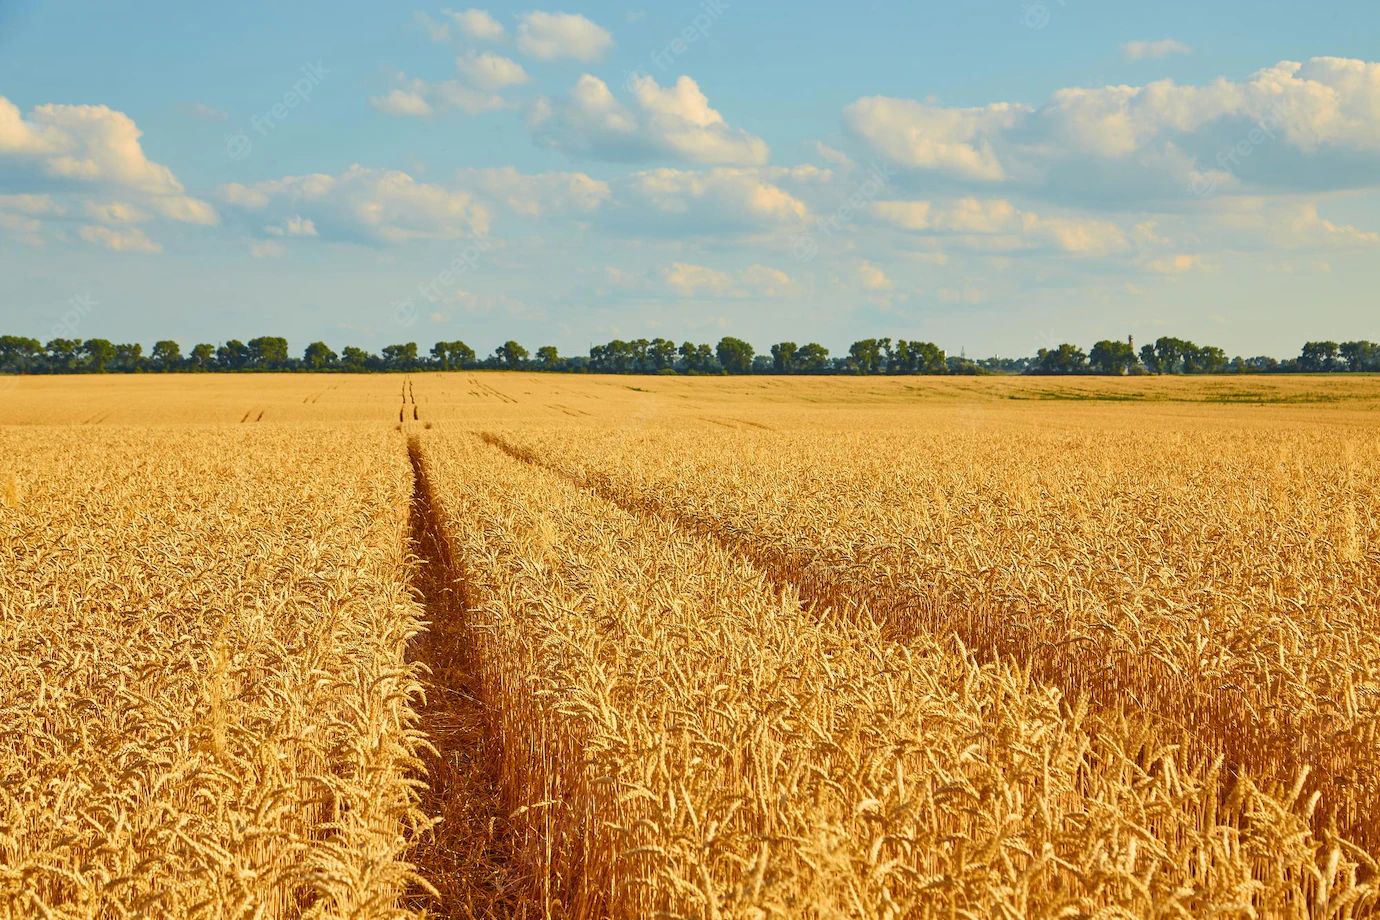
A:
[{"left": 2, "top": 373, "right": 1378, "bottom": 918}]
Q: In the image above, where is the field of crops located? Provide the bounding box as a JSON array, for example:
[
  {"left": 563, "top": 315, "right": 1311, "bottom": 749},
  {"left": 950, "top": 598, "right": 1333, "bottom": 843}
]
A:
[{"left": 3, "top": 373, "right": 1379, "bottom": 918}]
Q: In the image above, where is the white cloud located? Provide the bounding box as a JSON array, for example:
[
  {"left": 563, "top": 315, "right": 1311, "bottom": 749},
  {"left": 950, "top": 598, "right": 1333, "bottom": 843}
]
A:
[
  {"left": 739, "top": 263, "right": 797, "bottom": 297},
  {"left": 0, "top": 211, "right": 43, "bottom": 246},
  {"left": 0, "top": 193, "right": 63, "bottom": 216},
  {"left": 531, "top": 74, "right": 769, "bottom": 165},
  {"left": 455, "top": 166, "right": 610, "bottom": 216},
  {"left": 85, "top": 200, "right": 148, "bottom": 224},
  {"left": 857, "top": 259, "right": 894, "bottom": 290},
  {"left": 1121, "top": 40, "right": 1192, "bottom": 61},
  {"left": 843, "top": 97, "right": 1023, "bottom": 181},
  {"left": 516, "top": 12, "right": 613, "bottom": 62},
  {"left": 371, "top": 74, "right": 508, "bottom": 117},
  {"left": 415, "top": 11, "right": 452, "bottom": 41},
  {"left": 1146, "top": 253, "right": 1204, "bottom": 274},
  {"left": 844, "top": 57, "right": 1380, "bottom": 201},
  {"left": 176, "top": 101, "right": 229, "bottom": 120},
  {"left": 370, "top": 88, "right": 434, "bottom": 117},
  {"left": 79, "top": 224, "right": 161, "bottom": 253},
  {"left": 663, "top": 261, "right": 733, "bottom": 295},
  {"left": 250, "top": 240, "right": 286, "bottom": 258},
  {"left": 456, "top": 52, "right": 529, "bottom": 91},
  {"left": 612, "top": 168, "right": 808, "bottom": 234},
  {"left": 265, "top": 215, "right": 318, "bottom": 237},
  {"left": 0, "top": 96, "right": 217, "bottom": 224},
  {"left": 937, "top": 284, "right": 985, "bottom": 304},
  {"left": 1206, "top": 197, "right": 1380, "bottom": 249},
  {"left": 662, "top": 261, "right": 797, "bottom": 298},
  {"left": 218, "top": 165, "right": 490, "bottom": 245},
  {"left": 454, "top": 8, "right": 506, "bottom": 42},
  {"left": 813, "top": 142, "right": 854, "bottom": 171},
  {"left": 873, "top": 197, "right": 1129, "bottom": 256}
]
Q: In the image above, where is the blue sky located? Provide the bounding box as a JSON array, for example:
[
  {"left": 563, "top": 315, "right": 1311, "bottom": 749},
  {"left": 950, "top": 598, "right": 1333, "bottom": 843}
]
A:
[{"left": 2, "top": 0, "right": 1378, "bottom": 359}]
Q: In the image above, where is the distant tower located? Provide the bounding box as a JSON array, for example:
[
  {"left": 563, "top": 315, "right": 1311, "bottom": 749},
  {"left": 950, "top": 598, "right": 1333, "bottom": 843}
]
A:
[{"left": 1129, "top": 334, "right": 1135, "bottom": 352}]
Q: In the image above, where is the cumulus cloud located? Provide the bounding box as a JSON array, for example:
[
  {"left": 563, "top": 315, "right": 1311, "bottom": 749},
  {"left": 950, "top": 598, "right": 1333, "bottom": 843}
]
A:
[
  {"left": 857, "top": 260, "right": 894, "bottom": 290},
  {"left": 218, "top": 165, "right": 490, "bottom": 245},
  {"left": 531, "top": 74, "right": 769, "bottom": 165},
  {"left": 0, "top": 193, "right": 63, "bottom": 216},
  {"left": 844, "top": 57, "right": 1380, "bottom": 202},
  {"left": 265, "top": 215, "right": 318, "bottom": 237},
  {"left": 813, "top": 142, "right": 854, "bottom": 171},
  {"left": 370, "top": 88, "right": 435, "bottom": 117},
  {"left": 79, "top": 224, "right": 162, "bottom": 253},
  {"left": 1205, "top": 197, "right": 1380, "bottom": 250},
  {"left": 843, "top": 97, "right": 1023, "bottom": 181},
  {"left": 455, "top": 51, "right": 529, "bottom": 90},
  {"left": 516, "top": 12, "right": 613, "bottom": 62},
  {"left": 176, "top": 101, "right": 229, "bottom": 120},
  {"left": 1145, "top": 253, "right": 1205, "bottom": 274},
  {"left": 455, "top": 8, "right": 506, "bottom": 41},
  {"left": 1121, "top": 40, "right": 1192, "bottom": 61},
  {"left": 0, "top": 96, "right": 217, "bottom": 225},
  {"left": 662, "top": 261, "right": 797, "bottom": 298},
  {"left": 371, "top": 74, "right": 508, "bottom": 117},
  {"left": 417, "top": 8, "right": 507, "bottom": 42},
  {"left": 85, "top": 200, "right": 148, "bottom": 224},
  {"left": 606, "top": 167, "right": 808, "bottom": 235},
  {"left": 873, "top": 197, "right": 1129, "bottom": 255},
  {"left": 455, "top": 166, "right": 609, "bottom": 216},
  {"left": 0, "top": 211, "right": 43, "bottom": 246}
]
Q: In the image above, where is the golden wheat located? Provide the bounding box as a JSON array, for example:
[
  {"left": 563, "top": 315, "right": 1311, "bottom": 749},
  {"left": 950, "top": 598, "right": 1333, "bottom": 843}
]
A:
[
  {"left": 0, "top": 425, "right": 429, "bottom": 918},
  {"left": 486, "top": 409, "right": 1380, "bottom": 855},
  {"left": 7, "top": 373, "right": 1380, "bottom": 918},
  {"left": 412, "top": 428, "right": 1376, "bottom": 919}
]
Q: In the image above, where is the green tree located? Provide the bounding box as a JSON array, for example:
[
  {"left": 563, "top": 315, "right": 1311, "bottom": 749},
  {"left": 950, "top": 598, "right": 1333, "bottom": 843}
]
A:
[
  {"left": 81, "top": 338, "right": 116, "bottom": 373},
  {"left": 1190, "top": 345, "right": 1227, "bottom": 374},
  {"left": 151, "top": 340, "right": 182, "bottom": 370},
  {"left": 114, "top": 342, "right": 143, "bottom": 372},
  {"left": 217, "top": 339, "right": 250, "bottom": 370},
  {"left": 535, "top": 345, "right": 560, "bottom": 370},
  {"left": 910, "top": 341, "right": 947, "bottom": 374},
  {"left": 431, "top": 341, "right": 475, "bottom": 370},
  {"left": 495, "top": 340, "right": 529, "bottom": 369},
  {"left": 1089, "top": 340, "right": 1138, "bottom": 375},
  {"left": 303, "top": 341, "right": 338, "bottom": 369},
  {"left": 189, "top": 343, "right": 215, "bottom": 371},
  {"left": 648, "top": 338, "right": 678, "bottom": 371},
  {"left": 1033, "top": 344, "right": 1088, "bottom": 375},
  {"left": 771, "top": 342, "right": 798, "bottom": 373},
  {"left": 340, "top": 346, "right": 373, "bottom": 371},
  {"left": 0, "top": 335, "right": 44, "bottom": 373},
  {"left": 796, "top": 342, "right": 830, "bottom": 373},
  {"left": 1299, "top": 341, "right": 1341, "bottom": 372},
  {"left": 1139, "top": 342, "right": 1162, "bottom": 373},
  {"left": 46, "top": 339, "right": 82, "bottom": 371},
  {"left": 247, "top": 336, "right": 290, "bottom": 369},
  {"left": 1142, "top": 337, "right": 1198, "bottom": 374},
  {"left": 1340, "top": 341, "right": 1378, "bottom": 372},
  {"left": 382, "top": 343, "right": 420, "bottom": 371},
  {"left": 848, "top": 338, "right": 883, "bottom": 374},
  {"left": 716, "top": 337, "right": 754, "bottom": 374}
]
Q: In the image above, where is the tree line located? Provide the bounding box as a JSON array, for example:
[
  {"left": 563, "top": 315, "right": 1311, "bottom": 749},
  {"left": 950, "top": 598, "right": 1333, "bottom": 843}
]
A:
[{"left": 1, "top": 333, "right": 1376, "bottom": 376}]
